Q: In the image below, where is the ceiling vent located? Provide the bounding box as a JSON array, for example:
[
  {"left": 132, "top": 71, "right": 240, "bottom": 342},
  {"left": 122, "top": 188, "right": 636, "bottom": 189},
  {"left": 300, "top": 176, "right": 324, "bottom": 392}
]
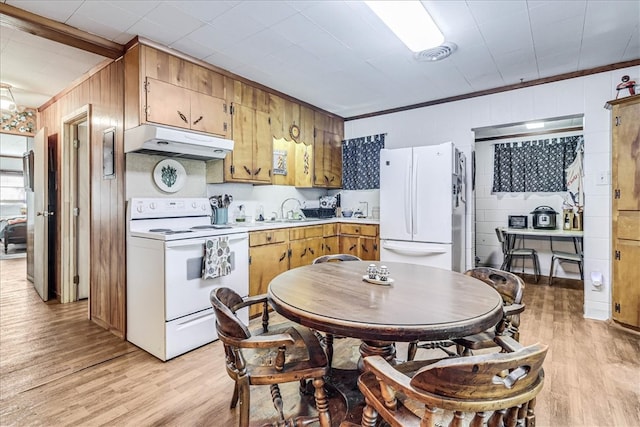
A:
[{"left": 414, "top": 42, "right": 457, "bottom": 62}]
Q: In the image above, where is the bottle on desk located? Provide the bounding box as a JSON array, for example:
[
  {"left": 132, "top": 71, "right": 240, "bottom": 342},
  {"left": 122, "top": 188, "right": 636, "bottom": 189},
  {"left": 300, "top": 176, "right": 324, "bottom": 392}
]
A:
[{"left": 563, "top": 210, "right": 572, "bottom": 230}]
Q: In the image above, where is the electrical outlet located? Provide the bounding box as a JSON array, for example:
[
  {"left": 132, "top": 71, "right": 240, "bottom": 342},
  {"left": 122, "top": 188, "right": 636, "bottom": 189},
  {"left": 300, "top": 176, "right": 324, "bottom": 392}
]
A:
[{"left": 597, "top": 171, "right": 610, "bottom": 186}]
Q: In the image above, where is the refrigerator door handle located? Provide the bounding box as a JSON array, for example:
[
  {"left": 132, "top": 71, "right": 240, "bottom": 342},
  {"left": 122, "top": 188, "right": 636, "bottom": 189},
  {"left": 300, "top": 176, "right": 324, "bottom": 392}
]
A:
[
  {"left": 404, "top": 161, "right": 412, "bottom": 235},
  {"left": 382, "top": 242, "right": 448, "bottom": 255},
  {"left": 412, "top": 154, "right": 418, "bottom": 235}
]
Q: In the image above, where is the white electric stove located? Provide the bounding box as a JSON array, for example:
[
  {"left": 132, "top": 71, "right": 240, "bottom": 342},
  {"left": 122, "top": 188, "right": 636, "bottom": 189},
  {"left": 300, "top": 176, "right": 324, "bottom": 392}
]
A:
[{"left": 126, "top": 198, "right": 249, "bottom": 361}]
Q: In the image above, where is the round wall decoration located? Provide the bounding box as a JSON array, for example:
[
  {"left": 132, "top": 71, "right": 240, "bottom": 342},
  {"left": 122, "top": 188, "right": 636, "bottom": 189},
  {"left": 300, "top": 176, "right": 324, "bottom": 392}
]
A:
[
  {"left": 153, "top": 159, "right": 186, "bottom": 193},
  {"left": 289, "top": 124, "right": 300, "bottom": 140}
]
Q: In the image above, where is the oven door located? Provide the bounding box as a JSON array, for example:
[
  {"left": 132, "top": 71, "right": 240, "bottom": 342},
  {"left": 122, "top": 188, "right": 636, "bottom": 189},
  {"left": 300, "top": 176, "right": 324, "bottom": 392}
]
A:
[{"left": 164, "top": 232, "right": 249, "bottom": 322}]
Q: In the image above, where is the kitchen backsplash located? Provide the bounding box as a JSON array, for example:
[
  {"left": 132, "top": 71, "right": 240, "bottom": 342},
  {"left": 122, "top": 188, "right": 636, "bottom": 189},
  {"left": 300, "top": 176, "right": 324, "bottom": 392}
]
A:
[
  {"left": 125, "top": 153, "right": 382, "bottom": 222},
  {"left": 125, "top": 153, "right": 206, "bottom": 199}
]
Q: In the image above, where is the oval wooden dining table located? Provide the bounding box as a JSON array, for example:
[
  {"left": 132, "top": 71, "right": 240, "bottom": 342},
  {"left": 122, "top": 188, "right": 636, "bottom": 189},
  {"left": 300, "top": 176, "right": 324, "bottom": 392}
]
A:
[{"left": 268, "top": 261, "right": 504, "bottom": 367}]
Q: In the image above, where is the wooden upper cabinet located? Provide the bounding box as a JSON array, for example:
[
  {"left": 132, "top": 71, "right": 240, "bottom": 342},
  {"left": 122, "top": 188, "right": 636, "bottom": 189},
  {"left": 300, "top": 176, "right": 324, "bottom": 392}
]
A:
[
  {"left": 313, "top": 111, "right": 343, "bottom": 188},
  {"left": 125, "top": 44, "right": 231, "bottom": 137},
  {"left": 145, "top": 78, "right": 191, "bottom": 129},
  {"left": 269, "top": 94, "right": 285, "bottom": 140},
  {"left": 225, "top": 103, "right": 271, "bottom": 183},
  {"left": 299, "top": 106, "right": 315, "bottom": 145},
  {"left": 144, "top": 77, "right": 229, "bottom": 137}
]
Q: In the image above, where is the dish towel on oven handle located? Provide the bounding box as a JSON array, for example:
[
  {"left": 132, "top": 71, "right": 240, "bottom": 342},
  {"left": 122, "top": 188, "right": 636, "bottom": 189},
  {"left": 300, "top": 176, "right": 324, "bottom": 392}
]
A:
[{"left": 202, "top": 236, "right": 232, "bottom": 279}]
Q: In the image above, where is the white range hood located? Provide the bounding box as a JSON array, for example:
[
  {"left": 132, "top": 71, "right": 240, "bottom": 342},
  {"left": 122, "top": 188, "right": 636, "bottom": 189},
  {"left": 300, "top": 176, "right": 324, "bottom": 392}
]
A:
[{"left": 124, "top": 124, "right": 233, "bottom": 160}]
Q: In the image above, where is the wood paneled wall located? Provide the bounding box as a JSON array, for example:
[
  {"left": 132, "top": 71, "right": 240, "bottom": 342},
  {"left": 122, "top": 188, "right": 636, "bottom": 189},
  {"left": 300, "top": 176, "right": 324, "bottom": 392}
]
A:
[{"left": 38, "top": 59, "right": 126, "bottom": 337}]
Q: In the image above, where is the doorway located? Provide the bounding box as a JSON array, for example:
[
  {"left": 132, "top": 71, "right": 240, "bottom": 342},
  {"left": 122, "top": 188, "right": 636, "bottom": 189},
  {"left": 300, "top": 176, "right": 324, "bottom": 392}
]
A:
[{"left": 61, "top": 106, "right": 91, "bottom": 304}]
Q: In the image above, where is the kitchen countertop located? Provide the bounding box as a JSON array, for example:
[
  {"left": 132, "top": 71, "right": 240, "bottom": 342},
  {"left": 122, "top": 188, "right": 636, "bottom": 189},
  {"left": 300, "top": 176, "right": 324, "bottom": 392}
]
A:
[{"left": 228, "top": 217, "right": 379, "bottom": 231}]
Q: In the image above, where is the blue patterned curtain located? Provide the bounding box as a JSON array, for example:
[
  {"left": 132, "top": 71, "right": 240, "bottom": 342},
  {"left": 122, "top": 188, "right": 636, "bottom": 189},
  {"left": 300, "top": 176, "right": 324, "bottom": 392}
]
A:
[
  {"left": 492, "top": 136, "right": 580, "bottom": 192},
  {"left": 342, "top": 133, "right": 385, "bottom": 190}
]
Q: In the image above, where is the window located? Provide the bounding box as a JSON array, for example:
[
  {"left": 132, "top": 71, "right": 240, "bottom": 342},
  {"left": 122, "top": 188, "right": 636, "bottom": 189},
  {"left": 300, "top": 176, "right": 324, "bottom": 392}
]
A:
[
  {"left": 0, "top": 172, "right": 26, "bottom": 218},
  {"left": 342, "top": 133, "right": 386, "bottom": 190},
  {"left": 492, "top": 135, "right": 582, "bottom": 193}
]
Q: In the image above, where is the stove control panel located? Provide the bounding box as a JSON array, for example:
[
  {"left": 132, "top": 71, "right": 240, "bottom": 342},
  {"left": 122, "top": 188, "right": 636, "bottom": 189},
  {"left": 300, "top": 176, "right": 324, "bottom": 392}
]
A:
[{"left": 129, "top": 198, "right": 211, "bottom": 219}]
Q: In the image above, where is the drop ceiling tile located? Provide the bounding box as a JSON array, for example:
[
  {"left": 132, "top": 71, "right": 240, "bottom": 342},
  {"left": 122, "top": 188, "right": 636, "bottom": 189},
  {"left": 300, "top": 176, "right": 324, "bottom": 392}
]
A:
[
  {"left": 622, "top": 29, "right": 640, "bottom": 61},
  {"left": 531, "top": 15, "right": 583, "bottom": 56},
  {"left": 269, "top": 13, "right": 326, "bottom": 46},
  {"left": 71, "top": 1, "right": 142, "bottom": 33},
  {"left": 208, "top": 5, "right": 267, "bottom": 41},
  {"left": 527, "top": 0, "right": 587, "bottom": 24},
  {"left": 584, "top": 0, "right": 640, "bottom": 32},
  {"left": 219, "top": 29, "right": 293, "bottom": 65},
  {"left": 231, "top": 1, "right": 299, "bottom": 28},
  {"left": 166, "top": 0, "right": 238, "bottom": 23},
  {"left": 466, "top": 0, "right": 528, "bottom": 25},
  {"left": 144, "top": 3, "right": 206, "bottom": 36},
  {"left": 110, "top": 1, "right": 162, "bottom": 18},
  {"left": 477, "top": 12, "right": 533, "bottom": 55},
  {"left": 187, "top": 23, "right": 237, "bottom": 53},
  {"left": 6, "top": 0, "right": 83, "bottom": 23}
]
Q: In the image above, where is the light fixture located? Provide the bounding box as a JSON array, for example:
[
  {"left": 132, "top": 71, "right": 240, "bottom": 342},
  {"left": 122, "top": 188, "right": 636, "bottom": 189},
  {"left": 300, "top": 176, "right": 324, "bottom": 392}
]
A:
[
  {"left": 525, "top": 122, "right": 545, "bottom": 130},
  {"left": 364, "top": 1, "right": 445, "bottom": 53},
  {"left": 0, "top": 83, "right": 17, "bottom": 113}
]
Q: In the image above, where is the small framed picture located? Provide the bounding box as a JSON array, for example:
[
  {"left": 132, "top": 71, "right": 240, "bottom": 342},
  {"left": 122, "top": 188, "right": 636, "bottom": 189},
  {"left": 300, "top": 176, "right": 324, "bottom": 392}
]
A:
[
  {"left": 103, "top": 127, "right": 115, "bottom": 179},
  {"left": 273, "top": 150, "right": 287, "bottom": 175}
]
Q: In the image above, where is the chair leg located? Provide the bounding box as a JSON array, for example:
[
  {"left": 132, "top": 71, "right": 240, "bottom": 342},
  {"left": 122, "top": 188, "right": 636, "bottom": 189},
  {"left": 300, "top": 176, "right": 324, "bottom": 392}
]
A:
[
  {"left": 230, "top": 380, "right": 240, "bottom": 409},
  {"left": 312, "top": 377, "right": 331, "bottom": 427},
  {"left": 270, "top": 384, "right": 285, "bottom": 421},
  {"left": 237, "top": 376, "right": 250, "bottom": 427},
  {"left": 325, "top": 333, "right": 334, "bottom": 367},
  {"left": 407, "top": 341, "right": 417, "bottom": 361},
  {"left": 533, "top": 254, "right": 540, "bottom": 283},
  {"left": 578, "top": 260, "right": 584, "bottom": 280},
  {"left": 548, "top": 257, "right": 556, "bottom": 286}
]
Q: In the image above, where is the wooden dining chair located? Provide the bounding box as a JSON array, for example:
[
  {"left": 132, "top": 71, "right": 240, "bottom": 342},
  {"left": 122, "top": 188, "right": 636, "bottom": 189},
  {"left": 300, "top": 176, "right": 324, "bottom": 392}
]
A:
[
  {"left": 312, "top": 254, "right": 362, "bottom": 367},
  {"left": 453, "top": 267, "right": 525, "bottom": 356},
  {"left": 209, "top": 287, "right": 331, "bottom": 427},
  {"left": 496, "top": 227, "right": 540, "bottom": 282},
  {"left": 353, "top": 336, "right": 547, "bottom": 427},
  {"left": 407, "top": 267, "right": 525, "bottom": 360}
]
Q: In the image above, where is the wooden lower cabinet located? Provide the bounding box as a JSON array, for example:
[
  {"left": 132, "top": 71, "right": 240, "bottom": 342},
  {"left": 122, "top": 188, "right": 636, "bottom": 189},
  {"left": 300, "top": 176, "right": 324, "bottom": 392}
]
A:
[
  {"left": 248, "top": 222, "right": 379, "bottom": 317},
  {"left": 248, "top": 229, "right": 288, "bottom": 318},
  {"left": 339, "top": 223, "right": 379, "bottom": 261}
]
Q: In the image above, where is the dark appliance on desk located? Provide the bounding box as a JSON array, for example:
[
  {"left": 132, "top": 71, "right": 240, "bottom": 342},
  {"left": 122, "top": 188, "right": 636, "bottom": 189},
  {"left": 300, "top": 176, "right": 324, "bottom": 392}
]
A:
[
  {"left": 508, "top": 215, "right": 528, "bottom": 229},
  {"left": 530, "top": 206, "right": 558, "bottom": 229}
]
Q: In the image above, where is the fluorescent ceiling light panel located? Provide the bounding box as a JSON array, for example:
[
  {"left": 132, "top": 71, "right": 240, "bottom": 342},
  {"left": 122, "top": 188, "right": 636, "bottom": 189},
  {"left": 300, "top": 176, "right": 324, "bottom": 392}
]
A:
[
  {"left": 525, "top": 122, "right": 545, "bottom": 129},
  {"left": 364, "top": 1, "right": 444, "bottom": 52}
]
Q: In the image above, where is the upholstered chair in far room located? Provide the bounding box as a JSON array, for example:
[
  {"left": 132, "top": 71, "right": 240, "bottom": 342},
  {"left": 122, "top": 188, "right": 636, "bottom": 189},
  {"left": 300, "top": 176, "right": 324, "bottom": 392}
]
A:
[
  {"left": 311, "top": 254, "right": 362, "bottom": 367},
  {"left": 407, "top": 267, "right": 525, "bottom": 360},
  {"left": 345, "top": 336, "right": 547, "bottom": 427},
  {"left": 210, "top": 287, "right": 331, "bottom": 427},
  {"left": 496, "top": 227, "right": 540, "bottom": 282}
]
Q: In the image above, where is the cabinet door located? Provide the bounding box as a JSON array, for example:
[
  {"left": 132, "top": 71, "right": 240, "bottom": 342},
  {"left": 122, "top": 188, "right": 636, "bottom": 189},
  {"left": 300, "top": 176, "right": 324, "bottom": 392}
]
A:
[
  {"left": 613, "top": 100, "right": 640, "bottom": 210},
  {"left": 145, "top": 78, "right": 190, "bottom": 129},
  {"left": 229, "top": 104, "right": 255, "bottom": 181},
  {"left": 191, "top": 91, "right": 228, "bottom": 137},
  {"left": 290, "top": 237, "right": 323, "bottom": 268},
  {"left": 249, "top": 243, "right": 289, "bottom": 317},
  {"left": 325, "top": 131, "right": 343, "bottom": 188},
  {"left": 340, "top": 236, "right": 360, "bottom": 258},
  {"left": 254, "top": 109, "right": 272, "bottom": 183},
  {"left": 612, "top": 240, "right": 640, "bottom": 327},
  {"left": 359, "top": 237, "right": 379, "bottom": 261},
  {"left": 323, "top": 236, "right": 339, "bottom": 255}
]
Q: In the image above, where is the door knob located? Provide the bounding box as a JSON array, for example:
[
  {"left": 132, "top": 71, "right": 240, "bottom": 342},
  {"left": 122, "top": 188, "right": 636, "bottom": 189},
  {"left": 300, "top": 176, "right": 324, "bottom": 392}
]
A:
[{"left": 37, "top": 211, "right": 54, "bottom": 217}]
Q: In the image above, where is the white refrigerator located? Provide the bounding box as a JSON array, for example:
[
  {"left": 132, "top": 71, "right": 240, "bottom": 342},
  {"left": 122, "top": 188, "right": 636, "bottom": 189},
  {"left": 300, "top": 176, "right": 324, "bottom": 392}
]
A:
[{"left": 379, "top": 142, "right": 466, "bottom": 272}]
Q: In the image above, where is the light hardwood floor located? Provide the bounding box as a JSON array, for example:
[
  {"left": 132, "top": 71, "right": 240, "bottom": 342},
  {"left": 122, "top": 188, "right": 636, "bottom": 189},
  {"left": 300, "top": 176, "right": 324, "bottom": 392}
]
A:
[{"left": 1, "top": 257, "right": 639, "bottom": 426}]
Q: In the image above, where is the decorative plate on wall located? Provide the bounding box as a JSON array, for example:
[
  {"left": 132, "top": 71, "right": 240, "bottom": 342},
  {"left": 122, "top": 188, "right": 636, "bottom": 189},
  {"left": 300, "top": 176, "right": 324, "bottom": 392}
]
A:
[{"left": 153, "top": 159, "right": 186, "bottom": 193}]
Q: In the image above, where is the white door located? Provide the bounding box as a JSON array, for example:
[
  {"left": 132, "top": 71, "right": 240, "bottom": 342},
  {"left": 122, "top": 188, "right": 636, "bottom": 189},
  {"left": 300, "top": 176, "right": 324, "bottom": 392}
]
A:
[
  {"left": 33, "top": 127, "right": 49, "bottom": 301},
  {"left": 76, "top": 121, "right": 90, "bottom": 299},
  {"left": 413, "top": 143, "right": 453, "bottom": 244},
  {"left": 379, "top": 147, "right": 413, "bottom": 241}
]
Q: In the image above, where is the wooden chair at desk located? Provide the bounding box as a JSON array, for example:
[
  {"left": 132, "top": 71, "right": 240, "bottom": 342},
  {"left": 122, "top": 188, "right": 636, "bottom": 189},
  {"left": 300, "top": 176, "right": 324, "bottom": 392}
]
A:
[
  {"left": 346, "top": 336, "right": 548, "bottom": 427},
  {"left": 496, "top": 228, "right": 540, "bottom": 282},
  {"left": 548, "top": 236, "right": 583, "bottom": 285}
]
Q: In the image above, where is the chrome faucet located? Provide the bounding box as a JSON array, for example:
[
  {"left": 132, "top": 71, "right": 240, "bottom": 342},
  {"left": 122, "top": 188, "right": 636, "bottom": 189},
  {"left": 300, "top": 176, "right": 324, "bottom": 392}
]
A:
[{"left": 280, "top": 198, "right": 305, "bottom": 220}]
